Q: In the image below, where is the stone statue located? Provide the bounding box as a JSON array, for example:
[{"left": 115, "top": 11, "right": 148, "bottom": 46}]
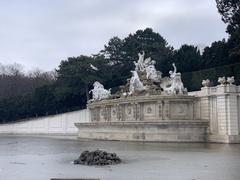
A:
[
  {"left": 227, "top": 76, "right": 235, "bottom": 85},
  {"left": 202, "top": 79, "right": 211, "bottom": 87},
  {"left": 161, "top": 63, "right": 187, "bottom": 95},
  {"left": 89, "top": 81, "right": 111, "bottom": 101},
  {"left": 218, "top": 77, "right": 226, "bottom": 85},
  {"left": 144, "top": 57, "right": 162, "bottom": 81},
  {"left": 134, "top": 51, "right": 145, "bottom": 72},
  {"left": 169, "top": 63, "right": 177, "bottom": 79},
  {"left": 129, "top": 70, "right": 145, "bottom": 95}
]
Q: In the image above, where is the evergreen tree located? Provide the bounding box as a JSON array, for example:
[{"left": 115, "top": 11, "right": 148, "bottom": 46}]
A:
[{"left": 172, "top": 45, "right": 202, "bottom": 72}]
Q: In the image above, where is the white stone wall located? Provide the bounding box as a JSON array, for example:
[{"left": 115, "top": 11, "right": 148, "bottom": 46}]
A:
[
  {"left": 190, "top": 84, "right": 240, "bottom": 143},
  {"left": 0, "top": 109, "right": 90, "bottom": 135}
]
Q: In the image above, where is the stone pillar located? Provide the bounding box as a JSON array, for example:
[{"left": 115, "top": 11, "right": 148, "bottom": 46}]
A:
[
  {"left": 200, "top": 96, "right": 210, "bottom": 121},
  {"left": 226, "top": 94, "right": 239, "bottom": 135},
  {"left": 199, "top": 87, "right": 211, "bottom": 121},
  {"left": 163, "top": 100, "right": 170, "bottom": 120},
  {"left": 216, "top": 85, "right": 239, "bottom": 135},
  {"left": 207, "top": 84, "right": 240, "bottom": 143},
  {"left": 136, "top": 103, "right": 141, "bottom": 121},
  {"left": 209, "top": 96, "right": 218, "bottom": 134},
  {"left": 216, "top": 94, "right": 228, "bottom": 135},
  {"left": 157, "top": 100, "right": 163, "bottom": 120}
]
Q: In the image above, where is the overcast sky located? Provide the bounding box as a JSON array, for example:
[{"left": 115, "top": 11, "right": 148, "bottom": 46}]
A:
[{"left": 0, "top": 0, "right": 228, "bottom": 71}]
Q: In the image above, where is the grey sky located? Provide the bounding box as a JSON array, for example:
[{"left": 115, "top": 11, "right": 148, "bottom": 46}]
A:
[{"left": 0, "top": 0, "right": 227, "bottom": 71}]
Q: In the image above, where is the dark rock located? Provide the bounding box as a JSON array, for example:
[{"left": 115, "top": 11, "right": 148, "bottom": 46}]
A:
[{"left": 74, "top": 150, "right": 121, "bottom": 166}]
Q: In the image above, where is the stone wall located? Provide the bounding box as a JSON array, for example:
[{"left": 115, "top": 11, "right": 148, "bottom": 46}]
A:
[
  {"left": 78, "top": 95, "right": 209, "bottom": 142},
  {"left": 0, "top": 109, "right": 90, "bottom": 135},
  {"left": 76, "top": 121, "right": 209, "bottom": 142},
  {"left": 88, "top": 95, "right": 197, "bottom": 122},
  {"left": 189, "top": 84, "right": 240, "bottom": 143}
]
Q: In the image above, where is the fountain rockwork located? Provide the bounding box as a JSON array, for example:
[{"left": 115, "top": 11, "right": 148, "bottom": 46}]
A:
[{"left": 75, "top": 52, "right": 240, "bottom": 143}]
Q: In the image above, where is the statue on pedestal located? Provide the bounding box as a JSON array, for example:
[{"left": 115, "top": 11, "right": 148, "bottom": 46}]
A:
[
  {"left": 227, "top": 76, "right": 235, "bottom": 85},
  {"left": 218, "top": 77, "right": 226, "bottom": 85},
  {"left": 202, "top": 79, "right": 211, "bottom": 87}
]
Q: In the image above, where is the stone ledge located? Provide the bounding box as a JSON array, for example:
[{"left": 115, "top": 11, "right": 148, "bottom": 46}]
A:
[
  {"left": 75, "top": 121, "right": 209, "bottom": 142},
  {"left": 208, "top": 135, "right": 240, "bottom": 143}
]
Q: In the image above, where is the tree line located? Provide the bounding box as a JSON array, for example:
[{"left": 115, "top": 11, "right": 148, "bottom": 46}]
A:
[
  {"left": 0, "top": 0, "right": 239, "bottom": 123},
  {"left": 0, "top": 63, "right": 55, "bottom": 99}
]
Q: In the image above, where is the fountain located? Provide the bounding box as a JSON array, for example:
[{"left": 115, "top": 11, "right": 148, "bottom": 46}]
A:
[{"left": 75, "top": 52, "right": 209, "bottom": 142}]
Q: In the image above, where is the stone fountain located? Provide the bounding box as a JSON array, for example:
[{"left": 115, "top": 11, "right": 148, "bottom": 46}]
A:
[{"left": 75, "top": 52, "right": 209, "bottom": 142}]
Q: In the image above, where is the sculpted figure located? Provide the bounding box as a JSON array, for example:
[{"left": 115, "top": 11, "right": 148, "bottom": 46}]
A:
[
  {"left": 161, "top": 63, "right": 187, "bottom": 95},
  {"left": 166, "top": 73, "right": 186, "bottom": 95},
  {"left": 218, "top": 77, "right": 226, "bottom": 85},
  {"left": 144, "top": 57, "right": 161, "bottom": 81},
  {"left": 134, "top": 51, "right": 145, "bottom": 72},
  {"left": 89, "top": 81, "right": 111, "bottom": 101},
  {"left": 227, "top": 76, "right": 235, "bottom": 85},
  {"left": 129, "top": 70, "right": 145, "bottom": 95},
  {"left": 202, "top": 79, "right": 211, "bottom": 87},
  {"left": 169, "top": 63, "right": 177, "bottom": 78}
]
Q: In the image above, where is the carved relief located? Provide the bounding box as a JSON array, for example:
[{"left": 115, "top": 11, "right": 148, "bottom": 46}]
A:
[
  {"left": 112, "top": 108, "right": 117, "bottom": 116},
  {"left": 136, "top": 103, "right": 141, "bottom": 121},
  {"left": 170, "top": 102, "right": 191, "bottom": 119},
  {"left": 127, "top": 107, "right": 132, "bottom": 115},
  {"left": 89, "top": 97, "right": 195, "bottom": 123},
  {"left": 91, "top": 108, "right": 100, "bottom": 122},
  {"left": 133, "top": 103, "right": 137, "bottom": 120},
  {"left": 117, "top": 104, "right": 123, "bottom": 121},
  {"left": 147, "top": 107, "right": 152, "bottom": 114},
  {"left": 143, "top": 103, "right": 156, "bottom": 121},
  {"left": 125, "top": 104, "right": 134, "bottom": 121},
  {"left": 158, "top": 101, "right": 163, "bottom": 120},
  {"left": 164, "top": 101, "right": 170, "bottom": 120},
  {"left": 100, "top": 107, "right": 108, "bottom": 121}
]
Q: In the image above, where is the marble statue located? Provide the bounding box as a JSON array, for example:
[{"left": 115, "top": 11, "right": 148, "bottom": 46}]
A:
[
  {"left": 227, "top": 76, "right": 235, "bottom": 85},
  {"left": 202, "top": 79, "right": 211, "bottom": 87},
  {"left": 218, "top": 77, "right": 226, "bottom": 85},
  {"left": 134, "top": 51, "right": 145, "bottom": 72},
  {"left": 129, "top": 70, "right": 145, "bottom": 95},
  {"left": 161, "top": 63, "right": 187, "bottom": 95},
  {"left": 89, "top": 81, "right": 111, "bottom": 101},
  {"left": 169, "top": 63, "right": 177, "bottom": 79},
  {"left": 144, "top": 57, "right": 162, "bottom": 81}
]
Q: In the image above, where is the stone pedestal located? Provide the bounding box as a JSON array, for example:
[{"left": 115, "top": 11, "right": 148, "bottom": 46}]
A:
[
  {"left": 75, "top": 95, "right": 209, "bottom": 142},
  {"left": 75, "top": 121, "right": 208, "bottom": 142}
]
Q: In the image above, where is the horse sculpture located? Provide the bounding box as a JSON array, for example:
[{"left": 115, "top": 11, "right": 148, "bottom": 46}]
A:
[{"left": 89, "top": 81, "right": 111, "bottom": 101}]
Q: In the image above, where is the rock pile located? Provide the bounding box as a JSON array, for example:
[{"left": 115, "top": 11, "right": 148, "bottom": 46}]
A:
[{"left": 74, "top": 150, "right": 121, "bottom": 166}]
